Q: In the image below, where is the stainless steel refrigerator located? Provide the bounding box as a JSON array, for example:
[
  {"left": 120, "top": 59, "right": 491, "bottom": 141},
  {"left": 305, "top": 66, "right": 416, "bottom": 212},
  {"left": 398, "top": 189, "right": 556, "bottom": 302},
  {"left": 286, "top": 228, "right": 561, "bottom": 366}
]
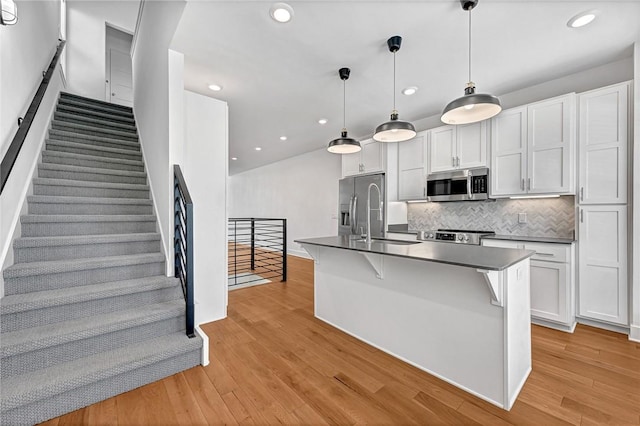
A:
[{"left": 338, "top": 173, "right": 385, "bottom": 238}]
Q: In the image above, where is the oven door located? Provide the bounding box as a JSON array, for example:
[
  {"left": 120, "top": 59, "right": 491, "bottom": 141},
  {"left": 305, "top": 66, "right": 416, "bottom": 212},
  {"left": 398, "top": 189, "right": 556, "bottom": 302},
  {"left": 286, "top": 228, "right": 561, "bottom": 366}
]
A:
[{"left": 426, "top": 168, "right": 489, "bottom": 202}]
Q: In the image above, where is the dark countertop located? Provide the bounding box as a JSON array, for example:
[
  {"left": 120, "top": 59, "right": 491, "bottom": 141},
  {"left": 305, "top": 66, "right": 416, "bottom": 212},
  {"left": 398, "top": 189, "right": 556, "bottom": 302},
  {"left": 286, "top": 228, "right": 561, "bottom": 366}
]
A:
[
  {"left": 295, "top": 235, "right": 534, "bottom": 271},
  {"left": 483, "top": 235, "right": 575, "bottom": 244}
]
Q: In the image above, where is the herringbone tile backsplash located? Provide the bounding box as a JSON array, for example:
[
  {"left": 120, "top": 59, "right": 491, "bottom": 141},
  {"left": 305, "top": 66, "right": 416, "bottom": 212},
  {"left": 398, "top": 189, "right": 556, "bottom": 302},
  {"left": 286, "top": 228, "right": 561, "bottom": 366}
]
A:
[{"left": 408, "top": 196, "right": 575, "bottom": 239}]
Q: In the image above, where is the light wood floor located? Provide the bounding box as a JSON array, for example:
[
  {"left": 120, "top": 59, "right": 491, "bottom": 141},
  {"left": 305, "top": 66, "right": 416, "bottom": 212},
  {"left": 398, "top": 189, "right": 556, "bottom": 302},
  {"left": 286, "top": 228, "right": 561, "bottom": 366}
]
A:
[{"left": 43, "top": 255, "right": 640, "bottom": 425}]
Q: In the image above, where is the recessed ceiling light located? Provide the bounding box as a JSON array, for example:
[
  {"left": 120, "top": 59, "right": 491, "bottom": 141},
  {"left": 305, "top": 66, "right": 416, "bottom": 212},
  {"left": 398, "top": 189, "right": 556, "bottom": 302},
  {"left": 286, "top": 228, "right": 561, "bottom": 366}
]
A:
[
  {"left": 280, "top": 136, "right": 287, "bottom": 141},
  {"left": 208, "top": 84, "right": 222, "bottom": 91},
  {"left": 269, "top": 3, "right": 293, "bottom": 23},
  {"left": 402, "top": 86, "right": 418, "bottom": 96},
  {"left": 255, "top": 147, "right": 262, "bottom": 151},
  {"left": 231, "top": 157, "right": 237, "bottom": 161},
  {"left": 318, "top": 118, "right": 328, "bottom": 125},
  {"left": 567, "top": 10, "right": 597, "bottom": 28}
]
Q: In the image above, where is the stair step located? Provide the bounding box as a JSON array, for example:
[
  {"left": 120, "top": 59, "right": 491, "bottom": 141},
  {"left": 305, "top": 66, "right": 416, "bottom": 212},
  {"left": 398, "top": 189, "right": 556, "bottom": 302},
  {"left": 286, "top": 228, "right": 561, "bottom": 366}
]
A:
[
  {"left": 56, "top": 104, "right": 135, "bottom": 125},
  {"left": 0, "top": 299, "right": 186, "bottom": 378},
  {"left": 1, "top": 276, "right": 181, "bottom": 332},
  {"left": 33, "top": 177, "right": 150, "bottom": 199},
  {"left": 42, "top": 150, "right": 144, "bottom": 172},
  {"left": 46, "top": 139, "right": 142, "bottom": 161},
  {"left": 38, "top": 163, "right": 147, "bottom": 185},
  {"left": 20, "top": 213, "right": 157, "bottom": 238},
  {"left": 54, "top": 111, "right": 138, "bottom": 133},
  {"left": 27, "top": 195, "right": 153, "bottom": 215},
  {"left": 60, "top": 92, "right": 133, "bottom": 113},
  {"left": 48, "top": 129, "right": 140, "bottom": 151},
  {"left": 13, "top": 232, "right": 161, "bottom": 263},
  {"left": 57, "top": 97, "right": 134, "bottom": 120},
  {"left": 51, "top": 120, "right": 138, "bottom": 142},
  {"left": 3, "top": 252, "right": 165, "bottom": 295},
  {"left": 0, "top": 332, "right": 201, "bottom": 425}
]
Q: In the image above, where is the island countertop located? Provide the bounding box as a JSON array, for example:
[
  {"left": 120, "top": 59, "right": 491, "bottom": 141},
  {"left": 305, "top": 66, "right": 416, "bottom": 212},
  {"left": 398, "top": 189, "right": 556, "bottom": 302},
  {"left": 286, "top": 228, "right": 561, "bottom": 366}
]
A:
[{"left": 296, "top": 236, "right": 534, "bottom": 271}]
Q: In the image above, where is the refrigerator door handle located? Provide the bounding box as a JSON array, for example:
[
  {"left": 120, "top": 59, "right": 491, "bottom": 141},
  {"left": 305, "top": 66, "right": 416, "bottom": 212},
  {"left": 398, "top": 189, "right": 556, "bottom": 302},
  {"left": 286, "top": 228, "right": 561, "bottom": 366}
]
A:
[{"left": 351, "top": 195, "right": 358, "bottom": 234}]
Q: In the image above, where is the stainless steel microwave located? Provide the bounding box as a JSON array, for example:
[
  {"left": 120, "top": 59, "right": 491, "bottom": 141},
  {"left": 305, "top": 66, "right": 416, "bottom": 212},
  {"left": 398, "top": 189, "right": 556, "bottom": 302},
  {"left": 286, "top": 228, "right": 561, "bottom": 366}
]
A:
[{"left": 426, "top": 167, "right": 489, "bottom": 202}]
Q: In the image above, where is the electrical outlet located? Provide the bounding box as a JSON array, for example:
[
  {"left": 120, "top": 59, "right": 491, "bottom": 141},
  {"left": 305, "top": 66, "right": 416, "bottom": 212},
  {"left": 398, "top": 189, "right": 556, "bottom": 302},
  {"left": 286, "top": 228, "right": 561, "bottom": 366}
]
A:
[{"left": 518, "top": 212, "right": 527, "bottom": 224}]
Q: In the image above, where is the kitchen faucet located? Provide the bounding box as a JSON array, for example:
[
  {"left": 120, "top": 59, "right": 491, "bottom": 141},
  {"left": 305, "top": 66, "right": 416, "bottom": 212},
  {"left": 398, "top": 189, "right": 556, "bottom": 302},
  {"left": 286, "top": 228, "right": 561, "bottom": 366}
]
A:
[{"left": 366, "top": 183, "right": 382, "bottom": 244}]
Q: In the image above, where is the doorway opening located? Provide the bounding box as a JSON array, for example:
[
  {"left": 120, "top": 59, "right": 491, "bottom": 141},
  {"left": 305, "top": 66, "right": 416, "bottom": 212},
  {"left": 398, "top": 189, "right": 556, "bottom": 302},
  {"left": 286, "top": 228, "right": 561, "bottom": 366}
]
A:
[{"left": 105, "top": 24, "right": 133, "bottom": 106}]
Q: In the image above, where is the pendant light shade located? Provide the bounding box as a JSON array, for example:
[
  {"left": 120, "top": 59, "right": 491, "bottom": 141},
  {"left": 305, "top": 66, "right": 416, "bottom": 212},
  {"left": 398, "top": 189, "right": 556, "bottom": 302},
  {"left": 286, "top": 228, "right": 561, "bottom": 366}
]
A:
[
  {"left": 373, "top": 36, "right": 416, "bottom": 143},
  {"left": 0, "top": 0, "right": 17, "bottom": 25},
  {"left": 328, "top": 68, "right": 361, "bottom": 154},
  {"left": 441, "top": 0, "right": 501, "bottom": 125}
]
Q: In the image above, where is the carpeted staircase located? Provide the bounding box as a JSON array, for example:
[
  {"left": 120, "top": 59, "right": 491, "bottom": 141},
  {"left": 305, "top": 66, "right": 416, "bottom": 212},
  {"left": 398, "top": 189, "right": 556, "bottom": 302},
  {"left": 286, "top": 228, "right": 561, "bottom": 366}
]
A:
[{"left": 0, "top": 92, "right": 203, "bottom": 425}]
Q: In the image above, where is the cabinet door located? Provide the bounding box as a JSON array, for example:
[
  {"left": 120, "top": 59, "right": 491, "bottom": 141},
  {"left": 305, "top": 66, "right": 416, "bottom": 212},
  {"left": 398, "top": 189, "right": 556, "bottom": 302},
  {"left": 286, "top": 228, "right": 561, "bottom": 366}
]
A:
[
  {"left": 429, "top": 126, "right": 456, "bottom": 173},
  {"left": 398, "top": 135, "right": 427, "bottom": 200},
  {"left": 342, "top": 151, "right": 361, "bottom": 177},
  {"left": 362, "top": 139, "right": 385, "bottom": 173},
  {"left": 578, "top": 82, "right": 628, "bottom": 204},
  {"left": 578, "top": 205, "right": 627, "bottom": 325},
  {"left": 530, "top": 260, "right": 569, "bottom": 324},
  {"left": 457, "top": 122, "right": 487, "bottom": 169},
  {"left": 527, "top": 94, "right": 574, "bottom": 194},
  {"left": 490, "top": 107, "right": 527, "bottom": 197}
]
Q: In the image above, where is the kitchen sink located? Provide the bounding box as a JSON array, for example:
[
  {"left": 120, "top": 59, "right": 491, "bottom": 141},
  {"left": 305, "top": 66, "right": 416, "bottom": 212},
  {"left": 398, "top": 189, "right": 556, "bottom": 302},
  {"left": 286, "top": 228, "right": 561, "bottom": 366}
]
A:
[{"left": 354, "top": 238, "right": 421, "bottom": 246}]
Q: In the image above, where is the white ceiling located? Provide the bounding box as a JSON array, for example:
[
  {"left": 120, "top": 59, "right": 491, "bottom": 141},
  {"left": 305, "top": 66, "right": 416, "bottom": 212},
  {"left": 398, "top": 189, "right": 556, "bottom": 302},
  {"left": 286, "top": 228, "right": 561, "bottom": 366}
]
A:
[{"left": 170, "top": 1, "right": 640, "bottom": 175}]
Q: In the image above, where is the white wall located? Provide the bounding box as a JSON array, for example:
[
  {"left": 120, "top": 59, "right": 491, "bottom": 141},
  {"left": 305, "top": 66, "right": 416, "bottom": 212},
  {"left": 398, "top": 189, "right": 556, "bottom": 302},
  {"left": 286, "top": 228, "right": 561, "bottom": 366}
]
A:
[
  {"left": 229, "top": 149, "right": 341, "bottom": 258},
  {"left": 183, "top": 91, "right": 228, "bottom": 324},
  {"left": 632, "top": 42, "right": 640, "bottom": 343},
  {"left": 66, "top": 0, "right": 138, "bottom": 99},
  {"left": 132, "top": 0, "right": 186, "bottom": 272}
]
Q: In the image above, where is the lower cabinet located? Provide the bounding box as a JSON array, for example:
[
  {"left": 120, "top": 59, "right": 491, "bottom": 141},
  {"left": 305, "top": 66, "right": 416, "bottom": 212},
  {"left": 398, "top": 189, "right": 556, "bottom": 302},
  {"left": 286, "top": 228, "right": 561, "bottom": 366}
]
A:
[{"left": 482, "top": 239, "right": 575, "bottom": 331}]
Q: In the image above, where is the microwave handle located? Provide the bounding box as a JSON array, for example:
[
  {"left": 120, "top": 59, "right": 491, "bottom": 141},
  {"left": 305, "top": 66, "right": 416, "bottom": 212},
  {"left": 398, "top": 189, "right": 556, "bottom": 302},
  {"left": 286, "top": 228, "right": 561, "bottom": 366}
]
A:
[{"left": 467, "top": 175, "right": 472, "bottom": 198}]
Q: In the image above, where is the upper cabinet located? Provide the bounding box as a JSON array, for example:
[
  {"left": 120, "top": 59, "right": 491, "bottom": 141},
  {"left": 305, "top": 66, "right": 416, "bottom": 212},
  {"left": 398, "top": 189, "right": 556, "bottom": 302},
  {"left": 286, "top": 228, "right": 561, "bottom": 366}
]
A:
[
  {"left": 342, "top": 138, "right": 386, "bottom": 177},
  {"left": 490, "top": 93, "right": 575, "bottom": 197},
  {"left": 398, "top": 133, "right": 428, "bottom": 200},
  {"left": 428, "top": 122, "right": 487, "bottom": 174},
  {"left": 577, "top": 82, "right": 629, "bottom": 205}
]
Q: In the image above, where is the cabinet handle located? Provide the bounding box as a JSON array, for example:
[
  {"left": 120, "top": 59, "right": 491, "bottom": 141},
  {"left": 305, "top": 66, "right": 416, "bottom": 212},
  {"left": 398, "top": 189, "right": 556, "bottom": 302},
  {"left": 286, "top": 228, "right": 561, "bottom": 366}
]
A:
[
  {"left": 535, "top": 252, "right": 555, "bottom": 257},
  {"left": 452, "top": 157, "right": 455, "bottom": 167},
  {"left": 580, "top": 187, "right": 584, "bottom": 201},
  {"left": 527, "top": 178, "right": 531, "bottom": 190},
  {"left": 580, "top": 209, "right": 583, "bottom": 223},
  {"left": 423, "top": 187, "right": 426, "bottom": 197},
  {"left": 457, "top": 156, "right": 460, "bottom": 167},
  {"left": 521, "top": 178, "right": 525, "bottom": 190}
]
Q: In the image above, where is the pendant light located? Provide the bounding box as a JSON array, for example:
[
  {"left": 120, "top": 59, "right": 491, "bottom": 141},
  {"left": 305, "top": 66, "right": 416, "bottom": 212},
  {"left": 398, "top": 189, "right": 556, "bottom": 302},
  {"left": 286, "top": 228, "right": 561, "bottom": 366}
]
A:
[
  {"left": 0, "top": 0, "right": 17, "bottom": 25},
  {"left": 373, "top": 36, "right": 416, "bottom": 143},
  {"left": 441, "top": 0, "right": 501, "bottom": 125},
  {"left": 328, "top": 68, "right": 361, "bottom": 154}
]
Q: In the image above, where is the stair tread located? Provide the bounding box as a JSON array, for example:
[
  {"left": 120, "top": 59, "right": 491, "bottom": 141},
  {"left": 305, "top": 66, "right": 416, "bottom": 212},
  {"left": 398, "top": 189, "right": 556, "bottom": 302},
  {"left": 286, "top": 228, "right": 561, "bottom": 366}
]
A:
[
  {"left": 42, "top": 150, "right": 143, "bottom": 166},
  {"left": 56, "top": 104, "right": 135, "bottom": 124},
  {"left": 21, "top": 214, "right": 156, "bottom": 223},
  {"left": 1, "top": 332, "right": 200, "bottom": 410},
  {"left": 0, "top": 276, "right": 178, "bottom": 314},
  {"left": 27, "top": 195, "right": 153, "bottom": 205},
  {"left": 52, "top": 120, "right": 138, "bottom": 139},
  {"left": 1, "top": 299, "right": 185, "bottom": 357},
  {"left": 33, "top": 177, "right": 149, "bottom": 190},
  {"left": 55, "top": 112, "right": 137, "bottom": 132},
  {"left": 46, "top": 140, "right": 141, "bottom": 156},
  {"left": 14, "top": 232, "right": 161, "bottom": 249},
  {"left": 38, "top": 163, "right": 146, "bottom": 178},
  {"left": 49, "top": 129, "right": 139, "bottom": 148},
  {"left": 3, "top": 252, "right": 164, "bottom": 278},
  {"left": 60, "top": 92, "right": 133, "bottom": 112},
  {"left": 56, "top": 99, "right": 134, "bottom": 120}
]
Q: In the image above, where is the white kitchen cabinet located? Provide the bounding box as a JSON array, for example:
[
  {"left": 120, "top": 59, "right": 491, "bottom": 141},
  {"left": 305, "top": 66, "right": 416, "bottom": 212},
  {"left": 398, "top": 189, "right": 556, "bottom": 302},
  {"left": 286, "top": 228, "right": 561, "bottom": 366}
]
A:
[
  {"left": 578, "top": 82, "right": 629, "bottom": 204},
  {"left": 428, "top": 122, "right": 487, "bottom": 174},
  {"left": 490, "top": 94, "right": 575, "bottom": 197},
  {"left": 342, "top": 138, "right": 385, "bottom": 177},
  {"left": 578, "top": 205, "right": 628, "bottom": 326},
  {"left": 398, "top": 133, "right": 427, "bottom": 200},
  {"left": 482, "top": 238, "right": 575, "bottom": 331}
]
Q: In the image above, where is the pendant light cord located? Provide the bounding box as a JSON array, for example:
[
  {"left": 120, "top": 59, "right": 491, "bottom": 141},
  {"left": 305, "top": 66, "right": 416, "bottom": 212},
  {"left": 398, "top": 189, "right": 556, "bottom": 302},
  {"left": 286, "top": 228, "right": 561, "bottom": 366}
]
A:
[
  {"left": 393, "top": 51, "right": 397, "bottom": 111},
  {"left": 343, "top": 78, "right": 347, "bottom": 129},
  {"left": 468, "top": 8, "right": 472, "bottom": 83}
]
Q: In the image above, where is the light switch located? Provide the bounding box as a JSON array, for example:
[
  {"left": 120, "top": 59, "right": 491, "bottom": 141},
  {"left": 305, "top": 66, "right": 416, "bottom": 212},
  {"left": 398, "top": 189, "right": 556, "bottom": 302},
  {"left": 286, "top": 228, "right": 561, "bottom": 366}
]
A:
[{"left": 518, "top": 212, "right": 527, "bottom": 224}]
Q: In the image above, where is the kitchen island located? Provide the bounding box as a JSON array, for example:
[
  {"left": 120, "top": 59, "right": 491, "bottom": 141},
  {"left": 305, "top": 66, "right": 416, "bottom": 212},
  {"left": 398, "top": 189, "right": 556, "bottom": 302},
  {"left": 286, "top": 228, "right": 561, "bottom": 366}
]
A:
[{"left": 296, "top": 236, "right": 534, "bottom": 410}]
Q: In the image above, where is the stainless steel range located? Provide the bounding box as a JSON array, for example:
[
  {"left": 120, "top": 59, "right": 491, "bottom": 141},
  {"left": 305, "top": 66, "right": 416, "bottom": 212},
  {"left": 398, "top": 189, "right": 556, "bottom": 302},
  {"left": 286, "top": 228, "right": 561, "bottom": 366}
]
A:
[{"left": 418, "top": 229, "right": 495, "bottom": 245}]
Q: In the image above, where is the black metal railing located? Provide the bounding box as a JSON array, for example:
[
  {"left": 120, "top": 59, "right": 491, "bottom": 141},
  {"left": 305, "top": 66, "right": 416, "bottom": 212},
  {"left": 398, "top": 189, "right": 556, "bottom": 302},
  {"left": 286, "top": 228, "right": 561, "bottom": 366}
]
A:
[
  {"left": 228, "top": 218, "right": 287, "bottom": 288},
  {"left": 1, "top": 39, "right": 66, "bottom": 194},
  {"left": 174, "top": 165, "right": 195, "bottom": 338}
]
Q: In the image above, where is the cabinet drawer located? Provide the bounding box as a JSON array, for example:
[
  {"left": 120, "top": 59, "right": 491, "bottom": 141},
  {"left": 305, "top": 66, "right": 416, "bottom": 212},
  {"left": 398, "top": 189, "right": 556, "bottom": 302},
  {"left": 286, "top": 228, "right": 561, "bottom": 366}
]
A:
[
  {"left": 524, "top": 243, "right": 569, "bottom": 263},
  {"left": 481, "top": 239, "right": 520, "bottom": 249}
]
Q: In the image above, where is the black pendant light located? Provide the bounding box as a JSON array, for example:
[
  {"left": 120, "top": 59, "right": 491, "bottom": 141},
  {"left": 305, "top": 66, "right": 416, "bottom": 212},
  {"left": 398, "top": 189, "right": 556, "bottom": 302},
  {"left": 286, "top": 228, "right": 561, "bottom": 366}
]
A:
[
  {"left": 328, "top": 68, "right": 361, "bottom": 154},
  {"left": 373, "top": 36, "right": 416, "bottom": 143},
  {"left": 441, "top": 0, "right": 501, "bottom": 125}
]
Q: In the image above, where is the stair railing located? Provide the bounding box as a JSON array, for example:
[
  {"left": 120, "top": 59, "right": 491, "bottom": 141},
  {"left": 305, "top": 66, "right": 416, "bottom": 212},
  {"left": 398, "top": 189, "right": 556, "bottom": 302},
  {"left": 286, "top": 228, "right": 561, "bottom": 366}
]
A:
[
  {"left": 174, "top": 165, "right": 195, "bottom": 338},
  {"left": 1, "top": 39, "right": 66, "bottom": 194}
]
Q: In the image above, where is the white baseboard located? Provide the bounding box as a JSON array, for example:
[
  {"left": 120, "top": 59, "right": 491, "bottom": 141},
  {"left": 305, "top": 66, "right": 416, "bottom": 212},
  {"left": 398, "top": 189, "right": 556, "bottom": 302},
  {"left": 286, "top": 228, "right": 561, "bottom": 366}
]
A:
[
  {"left": 630, "top": 324, "right": 640, "bottom": 342},
  {"left": 576, "top": 316, "right": 630, "bottom": 335},
  {"left": 195, "top": 325, "right": 209, "bottom": 366}
]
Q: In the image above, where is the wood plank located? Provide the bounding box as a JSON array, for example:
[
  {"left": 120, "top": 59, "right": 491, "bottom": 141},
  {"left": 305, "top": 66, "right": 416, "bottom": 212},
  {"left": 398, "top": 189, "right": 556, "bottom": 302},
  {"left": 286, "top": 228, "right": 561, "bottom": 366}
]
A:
[
  {"left": 162, "top": 372, "right": 208, "bottom": 425},
  {"left": 85, "top": 397, "right": 118, "bottom": 425},
  {"left": 182, "top": 366, "right": 239, "bottom": 425}
]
